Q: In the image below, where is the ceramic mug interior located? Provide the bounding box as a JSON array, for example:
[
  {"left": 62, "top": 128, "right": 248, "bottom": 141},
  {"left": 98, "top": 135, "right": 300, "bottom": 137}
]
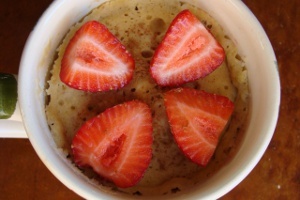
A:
[{"left": 18, "top": 0, "right": 280, "bottom": 199}]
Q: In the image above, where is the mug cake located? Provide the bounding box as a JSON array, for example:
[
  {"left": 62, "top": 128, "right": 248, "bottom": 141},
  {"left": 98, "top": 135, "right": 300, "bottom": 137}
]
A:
[{"left": 45, "top": 0, "right": 249, "bottom": 196}]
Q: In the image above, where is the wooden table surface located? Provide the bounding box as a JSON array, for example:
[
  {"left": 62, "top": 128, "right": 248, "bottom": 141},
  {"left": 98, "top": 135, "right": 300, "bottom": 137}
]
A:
[{"left": 0, "top": 0, "right": 299, "bottom": 199}]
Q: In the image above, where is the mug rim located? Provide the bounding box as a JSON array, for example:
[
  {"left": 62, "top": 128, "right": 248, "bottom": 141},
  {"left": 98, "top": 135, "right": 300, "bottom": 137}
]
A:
[{"left": 18, "top": 0, "right": 280, "bottom": 199}]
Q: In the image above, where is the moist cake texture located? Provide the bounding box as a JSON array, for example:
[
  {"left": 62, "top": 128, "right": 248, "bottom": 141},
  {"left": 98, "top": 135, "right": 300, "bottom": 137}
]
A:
[{"left": 45, "top": 0, "right": 249, "bottom": 196}]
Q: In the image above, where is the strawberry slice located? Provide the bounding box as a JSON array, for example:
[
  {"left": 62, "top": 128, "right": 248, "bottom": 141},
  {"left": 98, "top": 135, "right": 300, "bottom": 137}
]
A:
[
  {"left": 71, "top": 100, "right": 153, "bottom": 188},
  {"left": 150, "top": 10, "right": 225, "bottom": 87},
  {"left": 60, "top": 20, "right": 134, "bottom": 92},
  {"left": 164, "top": 88, "right": 234, "bottom": 166}
]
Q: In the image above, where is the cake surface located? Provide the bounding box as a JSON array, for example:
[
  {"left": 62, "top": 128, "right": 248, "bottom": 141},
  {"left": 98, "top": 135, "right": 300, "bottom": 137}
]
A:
[{"left": 45, "top": 0, "right": 249, "bottom": 196}]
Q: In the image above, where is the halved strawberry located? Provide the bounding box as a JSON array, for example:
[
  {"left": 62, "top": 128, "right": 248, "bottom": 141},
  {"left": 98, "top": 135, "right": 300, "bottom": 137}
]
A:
[
  {"left": 150, "top": 10, "right": 225, "bottom": 87},
  {"left": 164, "top": 88, "right": 234, "bottom": 166},
  {"left": 71, "top": 100, "right": 153, "bottom": 188},
  {"left": 60, "top": 20, "right": 134, "bottom": 92}
]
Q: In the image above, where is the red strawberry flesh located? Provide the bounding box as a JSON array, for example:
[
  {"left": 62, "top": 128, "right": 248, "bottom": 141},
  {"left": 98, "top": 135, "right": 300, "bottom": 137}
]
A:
[
  {"left": 150, "top": 10, "right": 225, "bottom": 86},
  {"left": 71, "top": 100, "right": 153, "bottom": 188},
  {"left": 60, "top": 20, "right": 134, "bottom": 92},
  {"left": 164, "top": 88, "right": 234, "bottom": 166}
]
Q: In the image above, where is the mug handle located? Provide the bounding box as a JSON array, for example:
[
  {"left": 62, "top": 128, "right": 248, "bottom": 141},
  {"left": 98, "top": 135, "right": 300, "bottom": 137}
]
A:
[{"left": 0, "top": 73, "right": 27, "bottom": 138}]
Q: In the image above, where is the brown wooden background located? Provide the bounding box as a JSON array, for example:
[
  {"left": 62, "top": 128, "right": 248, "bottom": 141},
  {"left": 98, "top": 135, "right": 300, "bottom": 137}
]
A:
[{"left": 0, "top": 0, "right": 299, "bottom": 199}]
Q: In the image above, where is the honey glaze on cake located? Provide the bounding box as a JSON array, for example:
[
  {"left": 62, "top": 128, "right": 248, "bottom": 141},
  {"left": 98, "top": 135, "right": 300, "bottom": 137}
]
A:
[{"left": 45, "top": 0, "right": 249, "bottom": 196}]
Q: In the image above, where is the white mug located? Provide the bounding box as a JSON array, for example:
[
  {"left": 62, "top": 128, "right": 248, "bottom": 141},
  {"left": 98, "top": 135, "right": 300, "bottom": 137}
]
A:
[{"left": 0, "top": 0, "right": 280, "bottom": 199}]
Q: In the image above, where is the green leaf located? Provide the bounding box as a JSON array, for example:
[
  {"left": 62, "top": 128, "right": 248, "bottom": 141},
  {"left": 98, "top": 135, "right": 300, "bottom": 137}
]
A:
[{"left": 0, "top": 73, "right": 17, "bottom": 119}]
